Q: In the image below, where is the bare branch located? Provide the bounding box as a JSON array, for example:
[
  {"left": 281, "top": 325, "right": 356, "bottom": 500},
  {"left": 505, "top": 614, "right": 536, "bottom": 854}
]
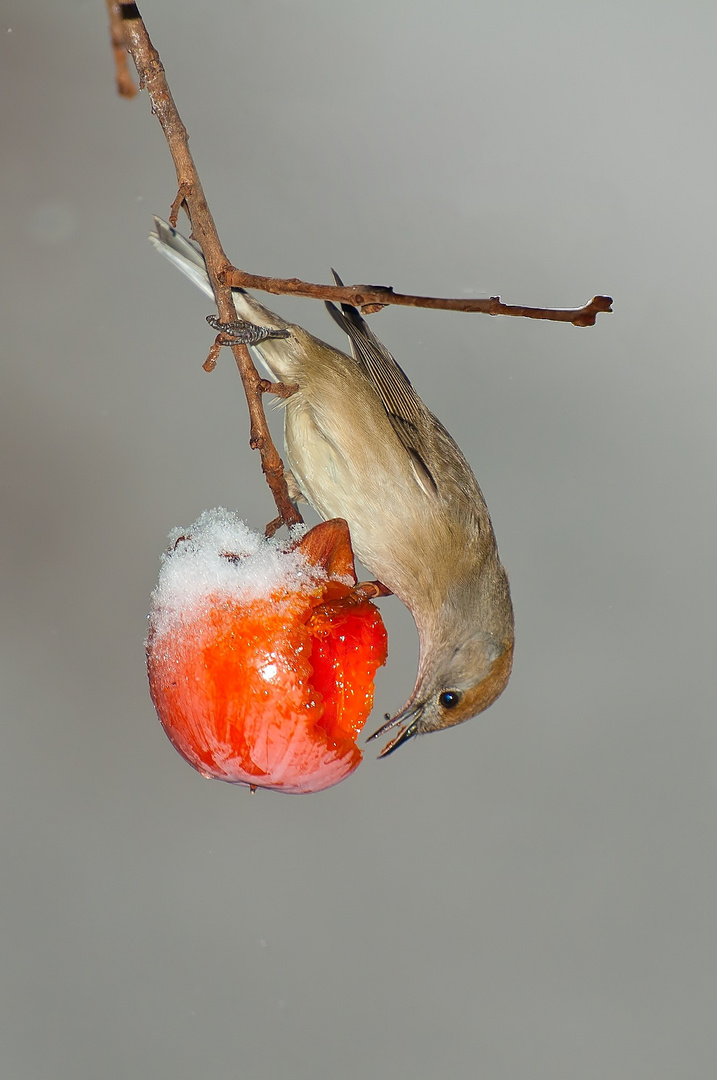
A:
[
  {"left": 111, "top": 3, "right": 611, "bottom": 525},
  {"left": 106, "top": 2, "right": 138, "bottom": 98},
  {"left": 259, "top": 380, "right": 299, "bottom": 399},
  {"left": 116, "top": 3, "right": 301, "bottom": 531},
  {"left": 222, "top": 271, "right": 613, "bottom": 326}
]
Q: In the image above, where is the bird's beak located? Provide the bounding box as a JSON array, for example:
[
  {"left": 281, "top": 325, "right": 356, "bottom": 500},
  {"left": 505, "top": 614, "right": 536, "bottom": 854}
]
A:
[{"left": 367, "top": 703, "right": 424, "bottom": 758}]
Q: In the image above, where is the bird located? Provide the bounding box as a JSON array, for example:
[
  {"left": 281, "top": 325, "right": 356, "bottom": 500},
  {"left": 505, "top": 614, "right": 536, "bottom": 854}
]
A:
[{"left": 150, "top": 217, "right": 514, "bottom": 755}]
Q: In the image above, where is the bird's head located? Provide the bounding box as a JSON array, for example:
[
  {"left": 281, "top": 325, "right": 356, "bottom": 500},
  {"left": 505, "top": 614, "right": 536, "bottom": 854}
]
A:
[{"left": 369, "top": 628, "right": 514, "bottom": 756}]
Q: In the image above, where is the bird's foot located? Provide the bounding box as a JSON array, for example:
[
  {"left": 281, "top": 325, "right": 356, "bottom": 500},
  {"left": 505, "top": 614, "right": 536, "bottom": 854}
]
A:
[
  {"left": 206, "top": 315, "right": 290, "bottom": 345},
  {"left": 312, "top": 580, "right": 392, "bottom": 620}
]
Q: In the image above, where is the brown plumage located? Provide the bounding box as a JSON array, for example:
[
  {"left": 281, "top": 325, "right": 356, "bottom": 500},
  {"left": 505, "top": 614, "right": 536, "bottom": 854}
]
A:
[{"left": 151, "top": 218, "right": 514, "bottom": 755}]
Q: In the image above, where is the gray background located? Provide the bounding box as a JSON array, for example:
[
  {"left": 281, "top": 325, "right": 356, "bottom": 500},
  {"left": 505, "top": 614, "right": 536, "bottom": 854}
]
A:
[{"left": 2, "top": 2, "right": 716, "bottom": 1077}]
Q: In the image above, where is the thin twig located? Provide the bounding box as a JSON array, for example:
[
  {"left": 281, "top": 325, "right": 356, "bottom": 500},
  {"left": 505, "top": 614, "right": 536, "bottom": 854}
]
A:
[
  {"left": 112, "top": 5, "right": 611, "bottom": 333},
  {"left": 106, "top": 2, "right": 138, "bottom": 98},
  {"left": 223, "top": 272, "right": 612, "bottom": 328},
  {"left": 116, "top": 3, "right": 301, "bottom": 530}
]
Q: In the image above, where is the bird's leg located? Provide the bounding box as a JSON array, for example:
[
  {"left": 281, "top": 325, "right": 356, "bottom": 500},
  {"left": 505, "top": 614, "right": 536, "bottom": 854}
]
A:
[
  {"left": 206, "top": 314, "right": 290, "bottom": 345},
  {"left": 312, "top": 580, "right": 392, "bottom": 619},
  {"left": 353, "top": 580, "right": 393, "bottom": 601}
]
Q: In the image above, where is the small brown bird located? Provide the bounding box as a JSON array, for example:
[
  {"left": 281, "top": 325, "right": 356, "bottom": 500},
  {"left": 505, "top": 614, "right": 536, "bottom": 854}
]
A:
[{"left": 150, "top": 218, "right": 514, "bottom": 755}]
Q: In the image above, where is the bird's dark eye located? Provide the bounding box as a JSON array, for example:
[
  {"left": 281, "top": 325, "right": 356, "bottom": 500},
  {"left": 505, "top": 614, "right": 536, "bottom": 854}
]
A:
[{"left": 439, "top": 691, "right": 461, "bottom": 710}]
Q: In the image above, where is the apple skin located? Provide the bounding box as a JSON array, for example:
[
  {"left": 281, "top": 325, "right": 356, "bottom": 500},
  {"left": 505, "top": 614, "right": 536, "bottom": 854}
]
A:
[{"left": 147, "top": 519, "right": 387, "bottom": 794}]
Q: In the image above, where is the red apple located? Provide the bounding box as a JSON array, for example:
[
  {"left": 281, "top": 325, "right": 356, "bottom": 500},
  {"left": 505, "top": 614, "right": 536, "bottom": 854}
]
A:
[{"left": 146, "top": 513, "right": 387, "bottom": 793}]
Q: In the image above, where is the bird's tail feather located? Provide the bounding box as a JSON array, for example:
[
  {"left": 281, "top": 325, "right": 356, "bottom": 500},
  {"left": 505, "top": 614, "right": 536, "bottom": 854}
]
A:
[{"left": 149, "top": 217, "right": 215, "bottom": 300}]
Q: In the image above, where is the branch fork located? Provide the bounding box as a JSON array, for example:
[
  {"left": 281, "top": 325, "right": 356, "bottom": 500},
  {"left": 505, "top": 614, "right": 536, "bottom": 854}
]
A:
[{"left": 108, "top": 0, "right": 612, "bottom": 535}]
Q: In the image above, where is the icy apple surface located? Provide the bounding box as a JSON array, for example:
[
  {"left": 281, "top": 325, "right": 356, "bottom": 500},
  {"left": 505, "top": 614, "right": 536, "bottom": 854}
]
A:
[{"left": 146, "top": 510, "right": 387, "bottom": 794}]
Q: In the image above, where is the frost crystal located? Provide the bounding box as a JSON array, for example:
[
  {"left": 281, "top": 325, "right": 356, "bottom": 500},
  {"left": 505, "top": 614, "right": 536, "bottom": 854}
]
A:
[{"left": 148, "top": 508, "right": 323, "bottom": 639}]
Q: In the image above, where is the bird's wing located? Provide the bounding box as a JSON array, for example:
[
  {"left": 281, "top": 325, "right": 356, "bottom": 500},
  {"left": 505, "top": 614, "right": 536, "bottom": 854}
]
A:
[{"left": 325, "top": 278, "right": 438, "bottom": 496}]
